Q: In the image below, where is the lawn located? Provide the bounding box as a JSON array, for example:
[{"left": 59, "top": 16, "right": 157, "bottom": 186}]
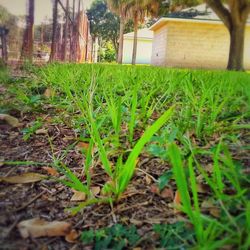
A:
[{"left": 0, "top": 64, "right": 249, "bottom": 249}]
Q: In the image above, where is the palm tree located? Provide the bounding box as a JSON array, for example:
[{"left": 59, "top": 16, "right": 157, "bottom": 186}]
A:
[
  {"left": 128, "top": 0, "right": 160, "bottom": 65},
  {"left": 106, "top": 0, "right": 130, "bottom": 64},
  {"left": 21, "top": 0, "right": 34, "bottom": 62}
]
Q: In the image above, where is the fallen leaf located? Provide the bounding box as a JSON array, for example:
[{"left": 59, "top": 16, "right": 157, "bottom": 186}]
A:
[
  {"left": 0, "top": 114, "right": 21, "bottom": 127},
  {"left": 173, "top": 190, "right": 182, "bottom": 214},
  {"left": 35, "top": 128, "right": 48, "bottom": 135},
  {"left": 209, "top": 207, "right": 221, "bottom": 218},
  {"left": 0, "top": 173, "right": 47, "bottom": 184},
  {"left": 130, "top": 219, "right": 143, "bottom": 226},
  {"left": 197, "top": 183, "right": 211, "bottom": 193},
  {"left": 160, "top": 188, "right": 174, "bottom": 199},
  {"left": 145, "top": 175, "right": 152, "bottom": 185},
  {"left": 204, "top": 164, "right": 214, "bottom": 174},
  {"left": 76, "top": 142, "right": 89, "bottom": 151},
  {"left": 42, "top": 167, "right": 59, "bottom": 177},
  {"left": 65, "top": 229, "right": 79, "bottom": 243},
  {"left": 91, "top": 186, "right": 100, "bottom": 196},
  {"left": 150, "top": 184, "right": 160, "bottom": 194},
  {"left": 174, "top": 190, "right": 181, "bottom": 205},
  {"left": 63, "top": 136, "right": 75, "bottom": 142},
  {"left": 44, "top": 88, "right": 55, "bottom": 98},
  {"left": 70, "top": 190, "right": 86, "bottom": 201},
  {"left": 201, "top": 200, "right": 220, "bottom": 218},
  {"left": 17, "top": 218, "right": 71, "bottom": 238}
]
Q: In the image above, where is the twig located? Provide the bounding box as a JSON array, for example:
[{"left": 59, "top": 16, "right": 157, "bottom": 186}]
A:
[
  {"left": 12, "top": 190, "right": 46, "bottom": 212},
  {"left": 137, "top": 168, "right": 158, "bottom": 182}
]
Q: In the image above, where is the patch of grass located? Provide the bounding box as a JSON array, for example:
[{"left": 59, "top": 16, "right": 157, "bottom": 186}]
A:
[{"left": 13, "top": 63, "right": 248, "bottom": 249}]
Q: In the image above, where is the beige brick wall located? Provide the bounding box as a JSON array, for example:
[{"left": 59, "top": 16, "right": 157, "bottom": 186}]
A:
[
  {"left": 151, "top": 20, "right": 250, "bottom": 69},
  {"left": 151, "top": 26, "right": 168, "bottom": 65}
]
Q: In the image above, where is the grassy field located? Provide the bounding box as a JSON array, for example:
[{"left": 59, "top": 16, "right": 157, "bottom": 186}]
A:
[{"left": 1, "top": 64, "right": 250, "bottom": 249}]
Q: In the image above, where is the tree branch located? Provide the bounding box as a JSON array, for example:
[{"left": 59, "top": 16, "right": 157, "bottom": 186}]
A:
[
  {"left": 241, "top": 1, "right": 250, "bottom": 23},
  {"left": 205, "top": 0, "right": 232, "bottom": 29}
]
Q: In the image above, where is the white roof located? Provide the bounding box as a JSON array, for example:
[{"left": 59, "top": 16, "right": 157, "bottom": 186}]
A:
[{"left": 124, "top": 28, "right": 153, "bottom": 40}]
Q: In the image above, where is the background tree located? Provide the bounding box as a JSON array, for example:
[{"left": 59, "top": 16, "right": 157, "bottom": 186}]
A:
[
  {"left": 87, "top": 0, "right": 134, "bottom": 61},
  {"left": 87, "top": 0, "right": 120, "bottom": 58},
  {"left": 50, "top": 0, "right": 58, "bottom": 62},
  {"left": 21, "top": 0, "right": 34, "bottom": 62},
  {"left": 128, "top": 0, "right": 161, "bottom": 65},
  {"left": 106, "top": 0, "right": 131, "bottom": 63},
  {"left": 0, "top": 5, "right": 22, "bottom": 59},
  {"left": 170, "top": 0, "right": 250, "bottom": 71}
]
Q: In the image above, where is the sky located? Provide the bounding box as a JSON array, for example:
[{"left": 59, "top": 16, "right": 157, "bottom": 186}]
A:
[{"left": 0, "top": 0, "right": 93, "bottom": 24}]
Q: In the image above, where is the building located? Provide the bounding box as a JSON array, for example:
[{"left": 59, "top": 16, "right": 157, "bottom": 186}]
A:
[
  {"left": 150, "top": 4, "right": 250, "bottom": 69},
  {"left": 122, "top": 28, "right": 153, "bottom": 64}
]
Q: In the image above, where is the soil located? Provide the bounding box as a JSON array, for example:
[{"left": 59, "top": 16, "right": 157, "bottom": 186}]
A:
[{"left": 0, "top": 74, "right": 249, "bottom": 250}]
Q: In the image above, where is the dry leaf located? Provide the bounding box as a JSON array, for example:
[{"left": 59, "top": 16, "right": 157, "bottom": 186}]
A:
[
  {"left": 145, "top": 175, "right": 152, "bottom": 185},
  {"left": 42, "top": 167, "right": 59, "bottom": 177},
  {"left": 65, "top": 229, "right": 79, "bottom": 243},
  {"left": 130, "top": 219, "right": 143, "bottom": 226},
  {"left": 197, "top": 183, "right": 211, "bottom": 193},
  {"left": 174, "top": 190, "right": 181, "bottom": 205},
  {"left": 76, "top": 142, "right": 89, "bottom": 151},
  {"left": 209, "top": 207, "right": 220, "bottom": 218},
  {"left": 63, "top": 136, "right": 75, "bottom": 142},
  {"left": 0, "top": 114, "right": 21, "bottom": 127},
  {"left": 35, "top": 128, "right": 48, "bottom": 135},
  {"left": 44, "top": 88, "right": 55, "bottom": 98},
  {"left": 91, "top": 186, "right": 100, "bottom": 196},
  {"left": 204, "top": 164, "right": 214, "bottom": 173},
  {"left": 17, "top": 218, "right": 71, "bottom": 238},
  {"left": 160, "top": 188, "right": 174, "bottom": 199},
  {"left": 150, "top": 184, "right": 160, "bottom": 194},
  {"left": 0, "top": 172, "right": 47, "bottom": 184},
  {"left": 70, "top": 190, "right": 86, "bottom": 201}
]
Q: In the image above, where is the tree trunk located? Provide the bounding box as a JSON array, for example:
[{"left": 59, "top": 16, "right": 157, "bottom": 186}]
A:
[
  {"left": 62, "top": 0, "right": 69, "bottom": 61},
  {"left": 132, "top": 14, "right": 138, "bottom": 65},
  {"left": 21, "top": 0, "right": 34, "bottom": 62},
  {"left": 50, "top": 0, "right": 58, "bottom": 62},
  {"left": 117, "top": 16, "right": 125, "bottom": 64},
  {"left": 113, "top": 41, "right": 118, "bottom": 61},
  {"left": 227, "top": 23, "right": 245, "bottom": 71},
  {"left": 1, "top": 34, "right": 8, "bottom": 63}
]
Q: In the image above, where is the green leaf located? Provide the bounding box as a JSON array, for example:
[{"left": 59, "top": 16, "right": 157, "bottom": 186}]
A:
[
  {"left": 158, "top": 169, "right": 173, "bottom": 191},
  {"left": 117, "top": 106, "right": 174, "bottom": 196}
]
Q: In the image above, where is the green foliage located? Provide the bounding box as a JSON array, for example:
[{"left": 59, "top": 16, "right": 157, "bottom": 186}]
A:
[
  {"left": 35, "top": 64, "right": 249, "bottom": 248},
  {"left": 100, "top": 41, "right": 116, "bottom": 62},
  {"left": 87, "top": 0, "right": 120, "bottom": 55},
  {"left": 81, "top": 224, "right": 140, "bottom": 250},
  {"left": 158, "top": 169, "right": 173, "bottom": 191},
  {"left": 168, "top": 142, "right": 250, "bottom": 249},
  {"left": 153, "top": 222, "right": 195, "bottom": 248},
  {"left": 22, "top": 119, "right": 43, "bottom": 141}
]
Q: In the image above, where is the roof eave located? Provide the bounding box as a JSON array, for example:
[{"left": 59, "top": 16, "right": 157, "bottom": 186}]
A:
[{"left": 150, "top": 17, "right": 250, "bottom": 31}]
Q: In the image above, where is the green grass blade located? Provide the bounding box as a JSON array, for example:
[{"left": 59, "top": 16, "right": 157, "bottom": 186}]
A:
[{"left": 117, "top": 106, "right": 174, "bottom": 195}]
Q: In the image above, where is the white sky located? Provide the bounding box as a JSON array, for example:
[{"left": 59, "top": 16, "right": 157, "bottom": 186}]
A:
[{"left": 0, "top": 0, "right": 93, "bottom": 24}]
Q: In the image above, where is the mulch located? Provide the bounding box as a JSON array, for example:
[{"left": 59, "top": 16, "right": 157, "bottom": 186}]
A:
[{"left": 0, "top": 106, "right": 179, "bottom": 250}]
